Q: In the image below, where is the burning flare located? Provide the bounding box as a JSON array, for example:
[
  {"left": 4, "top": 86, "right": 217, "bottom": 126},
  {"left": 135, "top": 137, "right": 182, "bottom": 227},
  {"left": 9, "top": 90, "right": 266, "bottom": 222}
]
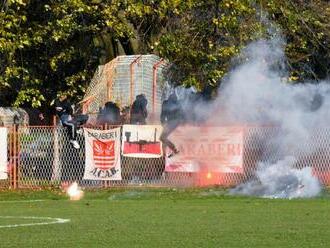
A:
[{"left": 66, "top": 182, "right": 84, "bottom": 201}]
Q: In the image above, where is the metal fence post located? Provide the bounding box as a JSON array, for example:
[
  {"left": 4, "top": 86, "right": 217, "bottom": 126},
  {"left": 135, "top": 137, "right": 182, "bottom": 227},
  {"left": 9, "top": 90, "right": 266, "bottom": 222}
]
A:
[
  {"left": 130, "top": 56, "right": 142, "bottom": 106},
  {"left": 152, "top": 59, "right": 164, "bottom": 114},
  {"left": 13, "top": 125, "right": 17, "bottom": 189},
  {"left": 52, "top": 126, "right": 61, "bottom": 182}
]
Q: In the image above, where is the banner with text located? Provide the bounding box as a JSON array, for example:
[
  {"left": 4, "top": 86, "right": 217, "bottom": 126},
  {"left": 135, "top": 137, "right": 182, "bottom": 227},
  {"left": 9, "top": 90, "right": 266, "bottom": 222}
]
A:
[
  {"left": 0, "top": 127, "right": 7, "bottom": 180},
  {"left": 122, "top": 125, "right": 163, "bottom": 158},
  {"left": 165, "top": 126, "right": 244, "bottom": 173},
  {"left": 84, "top": 128, "right": 121, "bottom": 180}
]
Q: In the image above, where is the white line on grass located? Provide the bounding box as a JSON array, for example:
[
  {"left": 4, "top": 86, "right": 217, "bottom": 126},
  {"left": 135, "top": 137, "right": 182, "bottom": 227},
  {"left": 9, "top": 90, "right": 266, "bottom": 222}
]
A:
[
  {"left": 0, "top": 200, "right": 45, "bottom": 203},
  {"left": 0, "top": 216, "right": 70, "bottom": 228}
]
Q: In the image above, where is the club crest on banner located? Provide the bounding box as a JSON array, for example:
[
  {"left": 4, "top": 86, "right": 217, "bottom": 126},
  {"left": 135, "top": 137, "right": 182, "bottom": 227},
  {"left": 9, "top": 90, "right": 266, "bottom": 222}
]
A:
[
  {"left": 84, "top": 128, "right": 121, "bottom": 180},
  {"left": 93, "top": 140, "right": 115, "bottom": 170}
]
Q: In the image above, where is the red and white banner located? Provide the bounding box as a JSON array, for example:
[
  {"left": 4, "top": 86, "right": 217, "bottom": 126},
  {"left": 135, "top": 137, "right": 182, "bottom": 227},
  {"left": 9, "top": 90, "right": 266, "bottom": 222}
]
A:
[
  {"left": 83, "top": 128, "right": 121, "bottom": 180},
  {"left": 122, "top": 125, "right": 163, "bottom": 158},
  {"left": 165, "top": 126, "right": 244, "bottom": 173},
  {"left": 0, "top": 127, "right": 7, "bottom": 180}
]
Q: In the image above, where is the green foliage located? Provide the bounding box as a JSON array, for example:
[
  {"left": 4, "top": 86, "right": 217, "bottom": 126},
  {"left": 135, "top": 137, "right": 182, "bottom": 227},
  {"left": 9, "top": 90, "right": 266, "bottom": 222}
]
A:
[
  {"left": 0, "top": 0, "right": 138, "bottom": 109},
  {"left": 14, "top": 88, "right": 45, "bottom": 108},
  {"left": 262, "top": 0, "right": 330, "bottom": 81},
  {"left": 150, "top": 0, "right": 264, "bottom": 90},
  {"left": 1, "top": 0, "right": 330, "bottom": 108}
]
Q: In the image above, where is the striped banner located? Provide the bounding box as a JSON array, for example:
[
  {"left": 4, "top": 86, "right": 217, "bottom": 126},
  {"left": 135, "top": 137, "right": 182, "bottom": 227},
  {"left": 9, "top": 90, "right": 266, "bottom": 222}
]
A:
[{"left": 122, "top": 125, "right": 163, "bottom": 158}]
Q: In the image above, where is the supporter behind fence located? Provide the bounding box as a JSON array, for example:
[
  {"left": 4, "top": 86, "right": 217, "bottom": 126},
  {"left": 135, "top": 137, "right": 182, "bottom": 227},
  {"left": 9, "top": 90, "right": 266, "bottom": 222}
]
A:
[
  {"left": 5, "top": 124, "right": 330, "bottom": 189},
  {"left": 96, "top": 101, "right": 121, "bottom": 126},
  {"left": 130, "top": 94, "right": 148, "bottom": 125}
]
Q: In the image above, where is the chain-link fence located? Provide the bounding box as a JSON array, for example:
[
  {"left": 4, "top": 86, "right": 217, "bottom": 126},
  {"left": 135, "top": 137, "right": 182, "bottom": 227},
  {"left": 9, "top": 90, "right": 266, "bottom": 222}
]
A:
[
  {"left": 16, "top": 126, "right": 196, "bottom": 188},
  {"left": 81, "top": 55, "right": 168, "bottom": 124},
  {"left": 243, "top": 126, "right": 330, "bottom": 185},
  {"left": 0, "top": 126, "right": 15, "bottom": 189},
  {"left": 2, "top": 125, "right": 330, "bottom": 189}
]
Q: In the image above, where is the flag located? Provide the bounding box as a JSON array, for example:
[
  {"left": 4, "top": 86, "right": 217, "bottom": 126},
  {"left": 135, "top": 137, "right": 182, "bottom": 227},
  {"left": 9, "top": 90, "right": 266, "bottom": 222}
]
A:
[
  {"left": 0, "top": 127, "right": 7, "bottom": 180},
  {"left": 84, "top": 128, "right": 121, "bottom": 180},
  {"left": 122, "top": 125, "right": 163, "bottom": 158},
  {"left": 165, "top": 126, "right": 244, "bottom": 173}
]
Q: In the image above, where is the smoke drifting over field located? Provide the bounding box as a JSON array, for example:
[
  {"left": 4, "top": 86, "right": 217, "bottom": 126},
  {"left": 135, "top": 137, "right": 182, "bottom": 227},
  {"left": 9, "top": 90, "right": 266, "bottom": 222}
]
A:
[
  {"left": 167, "top": 34, "right": 327, "bottom": 198},
  {"left": 218, "top": 36, "right": 327, "bottom": 198},
  {"left": 230, "top": 157, "right": 321, "bottom": 199}
]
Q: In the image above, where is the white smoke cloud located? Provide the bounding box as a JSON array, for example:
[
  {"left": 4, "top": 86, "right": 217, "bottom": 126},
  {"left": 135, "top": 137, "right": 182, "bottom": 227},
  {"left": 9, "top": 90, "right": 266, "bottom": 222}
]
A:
[
  {"left": 163, "top": 25, "right": 328, "bottom": 198},
  {"left": 230, "top": 156, "right": 321, "bottom": 199},
  {"left": 216, "top": 36, "right": 328, "bottom": 198},
  {"left": 214, "top": 38, "right": 330, "bottom": 129}
]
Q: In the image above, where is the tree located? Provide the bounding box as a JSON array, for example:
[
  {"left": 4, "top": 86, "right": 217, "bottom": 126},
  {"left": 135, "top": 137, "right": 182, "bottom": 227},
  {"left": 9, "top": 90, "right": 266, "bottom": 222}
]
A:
[
  {"left": 1, "top": 0, "right": 330, "bottom": 109},
  {"left": 0, "top": 0, "right": 138, "bottom": 109}
]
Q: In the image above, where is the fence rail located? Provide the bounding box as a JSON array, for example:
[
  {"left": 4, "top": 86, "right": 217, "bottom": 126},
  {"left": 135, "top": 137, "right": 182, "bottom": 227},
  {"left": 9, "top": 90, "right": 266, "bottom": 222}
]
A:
[{"left": 1, "top": 125, "right": 330, "bottom": 189}]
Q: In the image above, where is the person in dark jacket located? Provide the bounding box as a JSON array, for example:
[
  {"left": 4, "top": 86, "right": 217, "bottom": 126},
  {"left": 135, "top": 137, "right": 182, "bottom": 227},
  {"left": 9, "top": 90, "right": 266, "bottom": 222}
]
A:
[
  {"left": 160, "top": 92, "right": 184, "bottom": 157},
  {"left": 53, "top": 94, "right": 80, "bottom": 149},
  {"left": 24, "top": 108, "right": 49, "bottom": 126},
  {"left": 97, "top": 101, "right": 121, "bottom": 126},
  {"left": 130, "top": 94, "right": 148, "bottom": 124}
]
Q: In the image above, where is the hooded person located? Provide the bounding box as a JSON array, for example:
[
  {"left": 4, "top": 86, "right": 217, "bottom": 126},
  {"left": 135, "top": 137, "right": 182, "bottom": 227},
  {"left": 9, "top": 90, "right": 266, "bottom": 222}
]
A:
[
  {"left": 97, "top": 101, "right": 121, "bottom": 125},
  {"left": 160, "top": 92, "right": 184, "bottom": 157},
  {"left": 130, "top": 94, "right": 148, "bottom": 124}
]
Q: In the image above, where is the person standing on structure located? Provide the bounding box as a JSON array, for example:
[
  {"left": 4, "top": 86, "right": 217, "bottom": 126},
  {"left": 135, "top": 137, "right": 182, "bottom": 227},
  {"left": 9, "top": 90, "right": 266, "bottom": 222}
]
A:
[
  {"left": 53, "top": 93, "right": 80, "bottom": 149},
  {"left": 160, "top": 92, "right": 184, "bottom": 158}
]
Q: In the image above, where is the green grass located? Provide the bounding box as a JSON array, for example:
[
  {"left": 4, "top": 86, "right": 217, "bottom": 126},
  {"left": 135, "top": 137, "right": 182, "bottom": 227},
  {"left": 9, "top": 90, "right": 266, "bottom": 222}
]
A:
[{"left": 0, "top": 188, "right": 330, "bottom": 248}]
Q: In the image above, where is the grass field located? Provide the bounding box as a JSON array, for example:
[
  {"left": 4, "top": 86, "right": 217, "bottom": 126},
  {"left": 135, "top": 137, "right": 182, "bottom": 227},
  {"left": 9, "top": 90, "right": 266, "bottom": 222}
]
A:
[{"left": 1, "top": 188, "right": 330, "bottom": 248}]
